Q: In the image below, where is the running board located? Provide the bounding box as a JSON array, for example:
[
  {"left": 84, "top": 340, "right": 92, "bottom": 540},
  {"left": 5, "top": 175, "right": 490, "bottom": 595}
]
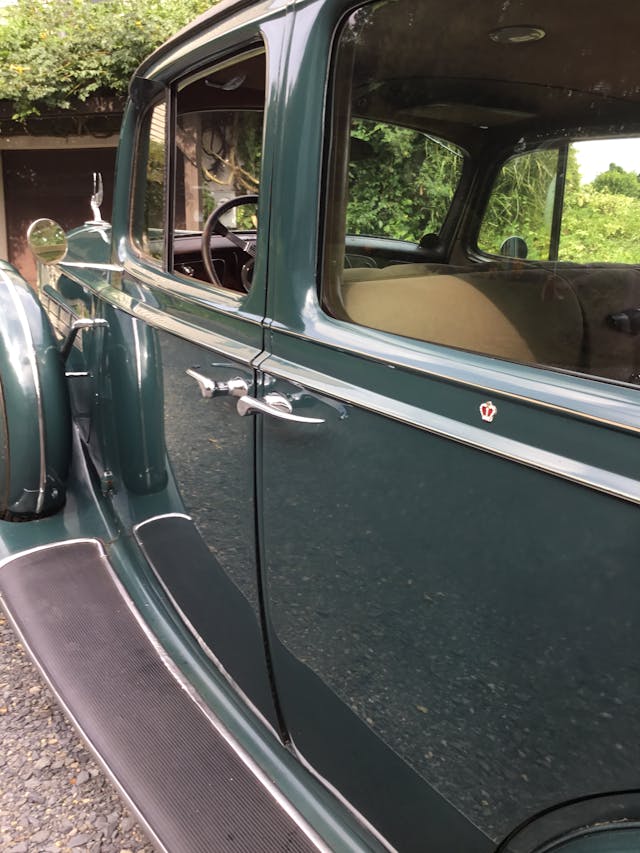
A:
[{"left": 0, "top": 539, "right": 319, "bottom": 853}]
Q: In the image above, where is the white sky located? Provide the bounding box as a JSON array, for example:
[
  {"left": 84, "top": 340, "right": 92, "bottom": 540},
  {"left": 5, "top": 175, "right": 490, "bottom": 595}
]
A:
[{"left": 574, "top": 138, "right": 640, "bottom": 183}]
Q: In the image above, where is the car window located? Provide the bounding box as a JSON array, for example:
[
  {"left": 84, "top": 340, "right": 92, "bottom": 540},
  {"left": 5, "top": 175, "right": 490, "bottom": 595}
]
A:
[
  {"left": 322, "top": 0, "right": 640, "bottom": 388},
  {"left": 131, "top": 51, "right": 265, "bottom": 290},
  {"left": 479, "top": 138, "right": 640, "bottom": 264},
  {"left": 346, "top": 118, "right": 464, "bottom": 242},
  {"left": 171, "top": 50, "right": 265, "bottom": 291},
  {"left": 132, "top": 100, "right": 167, "bottom": 263}
]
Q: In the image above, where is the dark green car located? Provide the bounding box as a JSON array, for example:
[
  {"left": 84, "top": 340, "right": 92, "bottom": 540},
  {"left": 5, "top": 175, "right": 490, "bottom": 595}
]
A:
[{"left": 1, "top": 0, "right": 640, "bottom": 850}]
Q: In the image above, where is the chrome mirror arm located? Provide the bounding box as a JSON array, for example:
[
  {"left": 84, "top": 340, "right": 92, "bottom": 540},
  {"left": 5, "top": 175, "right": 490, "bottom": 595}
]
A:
[{"left": 59, "top": 318, "right": 108, "bottom": 361}]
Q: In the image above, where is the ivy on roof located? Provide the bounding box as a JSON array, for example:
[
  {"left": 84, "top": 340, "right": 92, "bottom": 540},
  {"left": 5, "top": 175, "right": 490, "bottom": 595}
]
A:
[{"left": 0, "top": 0, "right": 211, "bottom": 119}]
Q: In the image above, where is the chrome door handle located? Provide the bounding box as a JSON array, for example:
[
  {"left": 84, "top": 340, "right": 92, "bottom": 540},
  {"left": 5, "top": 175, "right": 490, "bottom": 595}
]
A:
[
  {"left": 236, "top": 393, "right": 324, "bottom": 423},
  {"left": 186, "top": 368, "right": 248, "bottom": 398}
]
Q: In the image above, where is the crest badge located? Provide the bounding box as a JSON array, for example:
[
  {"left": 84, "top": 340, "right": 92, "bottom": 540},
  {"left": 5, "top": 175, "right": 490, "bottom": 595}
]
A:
[{"left": 479, "top": 401, "right": 497, "bottom": 423}]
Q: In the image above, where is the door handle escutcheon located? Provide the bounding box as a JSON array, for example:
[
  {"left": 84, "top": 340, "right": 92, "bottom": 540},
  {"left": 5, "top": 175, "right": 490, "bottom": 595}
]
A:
[
  {"left": 236, "top": 393, "right": 324, "bottom": 423},
  {"left": 186, "top": 368, "right": 248, "bottom": 399}
]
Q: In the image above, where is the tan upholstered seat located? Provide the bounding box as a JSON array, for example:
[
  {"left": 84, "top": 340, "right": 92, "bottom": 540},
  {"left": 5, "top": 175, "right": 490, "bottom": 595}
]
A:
[{"left": 341, "top": 264, "right": 584, "bottom": 368}]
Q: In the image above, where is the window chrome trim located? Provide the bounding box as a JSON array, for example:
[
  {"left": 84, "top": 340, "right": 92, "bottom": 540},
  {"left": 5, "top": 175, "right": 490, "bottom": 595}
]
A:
[{"left": 260, "top": 353, "right": 640, "bottom": 507}]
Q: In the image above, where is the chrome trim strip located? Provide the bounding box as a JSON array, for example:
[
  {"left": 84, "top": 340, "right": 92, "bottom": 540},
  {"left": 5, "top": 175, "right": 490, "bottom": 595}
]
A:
[
  {"left": 133, "top": 516, "right": 280, "bottom": 740},
  {"left": 0, "top": 268, "right": 47, "bottom": 514},
  {"left": 262, "top": 355, "right": 640, "bottom": 506},
  {"left": 132, "top": 512, "right": 192, "bottom": 532},
  {"left": 59, "top": 261, "right": 124, "bottom": 272},
  {"left": 0, "top": 537, "right": 102, "bottom": 570},
  {"left": 0, "top": 539, "right": 169, "bottom": 853},
  {"left": 0, "top": 537, "right": 331, "bottom": 853},
  {"left": 58, "top": 265, "right": 261, "bottom": 365},
  {"left": 271, "top": 324, "right": 640, "bottom": 435},
  {"left": 122, "top": 257, "right": 262, "bottom": 326},
  {"left": 291, "top": 739, "right": 397, "bottom": 853}
]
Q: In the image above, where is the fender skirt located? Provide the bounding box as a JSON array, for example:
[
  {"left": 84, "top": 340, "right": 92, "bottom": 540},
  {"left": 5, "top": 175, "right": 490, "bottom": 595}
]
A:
[{"left": 0, "top": 261, "right": 70, "bottom": 519}]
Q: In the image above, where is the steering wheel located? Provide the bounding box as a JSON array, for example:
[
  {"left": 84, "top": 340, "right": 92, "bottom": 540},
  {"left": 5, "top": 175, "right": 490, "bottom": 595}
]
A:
[{"left": 201, "top": 195, "right": 259, "bottom": 291}]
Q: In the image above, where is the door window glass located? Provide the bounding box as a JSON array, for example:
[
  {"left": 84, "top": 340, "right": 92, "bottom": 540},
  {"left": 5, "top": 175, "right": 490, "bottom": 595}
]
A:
[
  {"left": 322, "top": 0, "right": 640, "bottom": 387},
  {"left": 478, "top": 148, "right": 559, "bottom": 259},
  {"left": 172, "top": 51, "right": 265, "bottom": 292}
]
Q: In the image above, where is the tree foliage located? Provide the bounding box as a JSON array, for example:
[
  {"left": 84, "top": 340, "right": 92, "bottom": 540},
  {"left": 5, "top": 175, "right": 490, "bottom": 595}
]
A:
[
  {"left": 0, "top": 0, "right": 212, "bottom": 119},
  {"left": 592, "top": 163, "right": 640, "bottom": 199}
]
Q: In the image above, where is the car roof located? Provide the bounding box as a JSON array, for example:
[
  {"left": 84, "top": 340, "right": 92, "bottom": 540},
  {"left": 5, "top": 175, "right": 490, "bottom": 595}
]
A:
[{"left": 134, "top": 0, "right": 259, "bottom": 80}]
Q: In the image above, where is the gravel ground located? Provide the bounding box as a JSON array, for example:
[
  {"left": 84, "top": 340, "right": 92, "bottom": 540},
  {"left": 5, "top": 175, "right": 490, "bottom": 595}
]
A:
[{"left": 0, "top": 612, "right": 156, "bottom": 853}]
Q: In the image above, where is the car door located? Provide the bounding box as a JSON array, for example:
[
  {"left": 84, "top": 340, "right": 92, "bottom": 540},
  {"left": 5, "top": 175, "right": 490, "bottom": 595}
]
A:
[
  {"left": 106, "top": 17, "right": 288, "bottom": 732},
  {"left": 257, "top": 0, "right": 640, "bottom": 850}
]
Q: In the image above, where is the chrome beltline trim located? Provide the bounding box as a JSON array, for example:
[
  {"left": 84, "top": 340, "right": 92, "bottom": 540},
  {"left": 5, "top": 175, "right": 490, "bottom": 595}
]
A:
[
  {"left": 0, "top": 537, "right": 331, "bottom": 853},
  {"left": 0, "top": 268, "right": 47, "bottom": 514},
  {"left": 270, "top": 324, "right": 640, "bottom": 435},
  {"left": 262, "top": 354, "right": 640, "bottom": 506},
  {"left": 132, "top": 516, "right": 280, "bottom": 740},
  {"left": 58, "top": 265, "right": 261, "bottom": 365},
  {"left": 0, "top": 539, "right": 169, "bottom": 853}
]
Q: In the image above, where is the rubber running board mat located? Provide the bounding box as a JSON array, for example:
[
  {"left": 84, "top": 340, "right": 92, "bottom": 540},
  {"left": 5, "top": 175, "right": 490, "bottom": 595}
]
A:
[{"left": 0, "top": 540, "right": 316, "bottom": 853}]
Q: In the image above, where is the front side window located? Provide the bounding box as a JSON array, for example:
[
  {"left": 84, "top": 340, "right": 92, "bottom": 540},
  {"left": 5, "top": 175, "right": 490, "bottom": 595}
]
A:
[
  {"left": 323, "top": 0, "right": 640, "bottom": 387},
  {"left": 171, "top": 50, "right": 265, "bottom": 292}
]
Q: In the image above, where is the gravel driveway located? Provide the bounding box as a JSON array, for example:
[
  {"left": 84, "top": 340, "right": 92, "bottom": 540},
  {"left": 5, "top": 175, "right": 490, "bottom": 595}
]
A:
[{"left": 0, "top": 612, "right": 155, "bottom": 853}]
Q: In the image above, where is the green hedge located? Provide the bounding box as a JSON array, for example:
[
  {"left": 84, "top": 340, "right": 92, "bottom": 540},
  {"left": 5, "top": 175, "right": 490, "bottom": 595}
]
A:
[{"left": 0, "top": 0, "right": 211, "bottom": 119}]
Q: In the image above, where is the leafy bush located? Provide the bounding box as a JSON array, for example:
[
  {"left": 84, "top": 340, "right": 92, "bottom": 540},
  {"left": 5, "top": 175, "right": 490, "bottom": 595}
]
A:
[{"left": 0, "top": 0, "right": 212, "bottom": 119}]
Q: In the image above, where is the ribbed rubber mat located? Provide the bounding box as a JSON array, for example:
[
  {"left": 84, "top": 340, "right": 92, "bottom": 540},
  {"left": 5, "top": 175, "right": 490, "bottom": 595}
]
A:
[{"left": 0, "top": 541, "right": 315, "bottom": 853}]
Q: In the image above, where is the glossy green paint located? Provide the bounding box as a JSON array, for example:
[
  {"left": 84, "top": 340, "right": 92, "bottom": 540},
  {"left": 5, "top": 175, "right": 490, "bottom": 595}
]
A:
[
  {"left": 2, "top": 0, "right": 639, "bottom": 848},
  {"left": 0, "top": 261, "right": 70, "bottom": 518},
  {"left": 0, "top": 428, "right": 381, "bottom": 853},
  {"left": 255, "top": 0, "right": 640, "bottom": 847}
]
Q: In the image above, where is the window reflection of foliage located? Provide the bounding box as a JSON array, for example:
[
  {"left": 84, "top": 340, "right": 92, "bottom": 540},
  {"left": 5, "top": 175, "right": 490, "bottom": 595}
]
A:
[
  {"left": 561, "top": 163, "right": 640, "bottom": 263},
  {"left": 346, "top": 120, "right": 463, "bottom": 242}
]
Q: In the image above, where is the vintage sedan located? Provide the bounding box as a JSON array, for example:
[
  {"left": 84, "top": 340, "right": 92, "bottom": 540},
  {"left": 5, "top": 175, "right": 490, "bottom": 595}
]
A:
[{"left": 1, "top": 0, "right": 640, "bottom": 850}]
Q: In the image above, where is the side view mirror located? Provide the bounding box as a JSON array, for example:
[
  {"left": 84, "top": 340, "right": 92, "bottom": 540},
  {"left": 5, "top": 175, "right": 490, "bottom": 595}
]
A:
[
  {"left": 26, "top": 218, "right": 68, "bottom": 265},
  {"left": 500, "top": 235, "right": 528, "bottom": 259}
]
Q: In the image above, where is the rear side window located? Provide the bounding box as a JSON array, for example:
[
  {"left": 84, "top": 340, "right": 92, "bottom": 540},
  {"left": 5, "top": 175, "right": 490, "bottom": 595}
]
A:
[
  {"left": 346, "top": 119, "right": 464, "bottom": 242},
  {"left": 322, "top": 0, "right": 640, "bottom": 388}
]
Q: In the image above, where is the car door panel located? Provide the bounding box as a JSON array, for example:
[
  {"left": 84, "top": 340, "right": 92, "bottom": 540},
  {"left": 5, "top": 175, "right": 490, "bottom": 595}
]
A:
[{"left": 258, "top": 328, "right": 640, "bottom": 850}]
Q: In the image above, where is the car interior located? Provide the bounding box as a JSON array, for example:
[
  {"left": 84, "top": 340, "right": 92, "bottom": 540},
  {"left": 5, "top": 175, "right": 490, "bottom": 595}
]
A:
[{"left": 322, "top": 0, "right": 640, "bottom": 386}]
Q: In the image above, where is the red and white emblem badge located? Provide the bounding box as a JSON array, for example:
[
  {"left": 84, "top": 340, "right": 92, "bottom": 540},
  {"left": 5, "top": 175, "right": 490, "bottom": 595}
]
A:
[{"left": 479, "top": 400, "right": 497, "bottom": 423}]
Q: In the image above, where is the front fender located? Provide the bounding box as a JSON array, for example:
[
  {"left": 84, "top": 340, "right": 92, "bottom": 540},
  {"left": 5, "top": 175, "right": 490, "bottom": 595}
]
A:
[{"left": 0, "top": 261, "right": 71, "bottom": 519}]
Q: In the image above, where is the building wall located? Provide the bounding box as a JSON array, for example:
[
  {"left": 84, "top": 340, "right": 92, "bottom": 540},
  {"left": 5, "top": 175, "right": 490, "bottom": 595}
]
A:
[{"left": 0, "top": 135, "right": 118, "bottom": 282}]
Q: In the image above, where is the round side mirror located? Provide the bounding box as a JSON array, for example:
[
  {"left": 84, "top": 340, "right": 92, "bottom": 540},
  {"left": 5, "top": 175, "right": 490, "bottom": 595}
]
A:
[{"left": 27, "top": 218, "right": 68, "bottom": 265}]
